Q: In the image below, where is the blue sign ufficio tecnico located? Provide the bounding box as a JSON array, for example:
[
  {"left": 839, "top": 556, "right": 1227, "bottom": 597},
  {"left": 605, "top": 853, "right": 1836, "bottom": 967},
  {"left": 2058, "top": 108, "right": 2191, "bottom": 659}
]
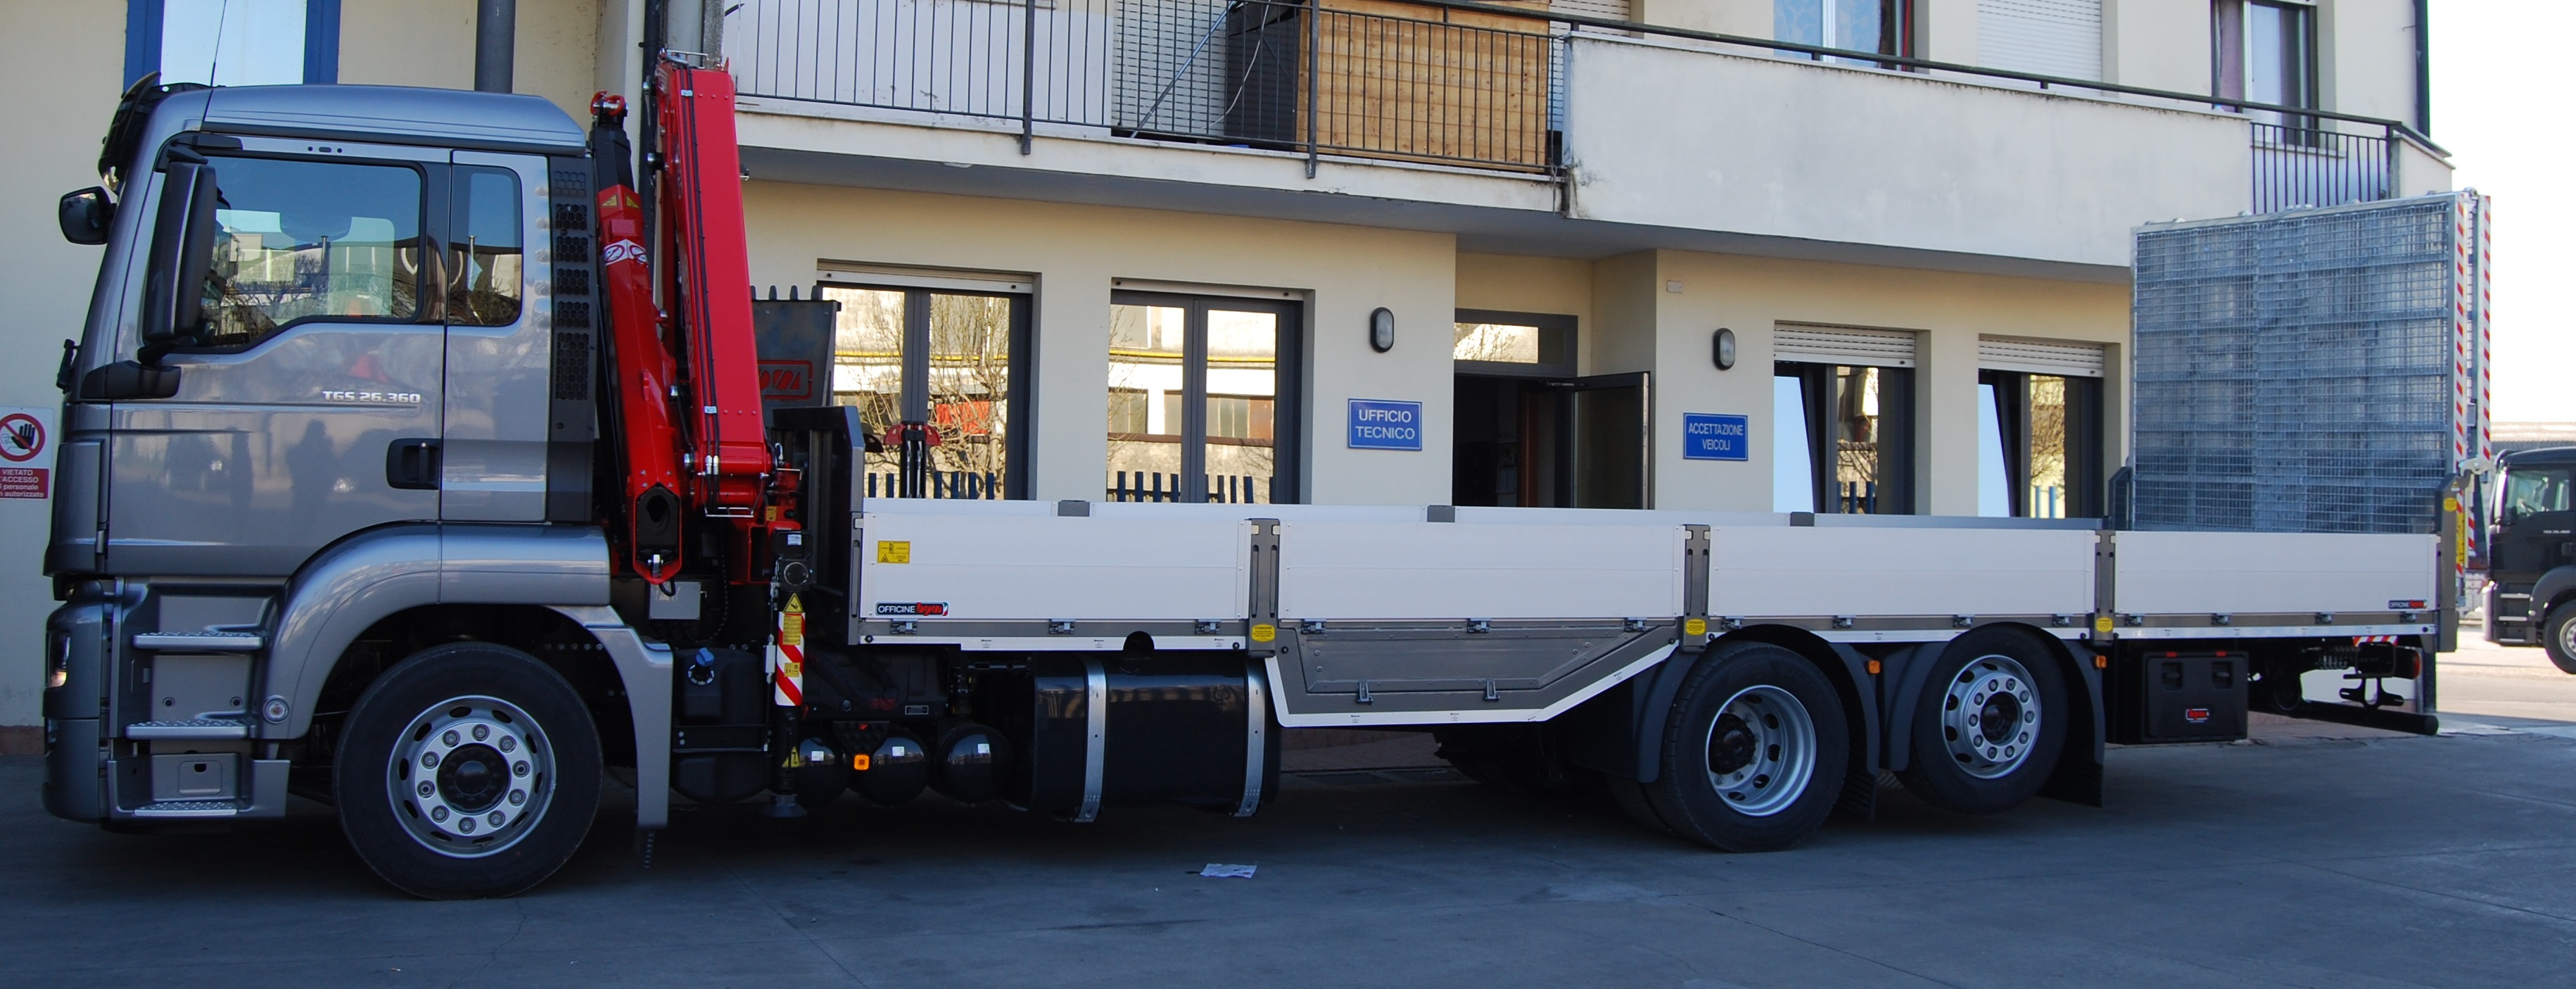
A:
[
  {"left": 1682, "top": 412, "right": 1749, "bottom": 461},
  {"left": 1347, "top": 399, "right": 1423, "bottom": 451}
]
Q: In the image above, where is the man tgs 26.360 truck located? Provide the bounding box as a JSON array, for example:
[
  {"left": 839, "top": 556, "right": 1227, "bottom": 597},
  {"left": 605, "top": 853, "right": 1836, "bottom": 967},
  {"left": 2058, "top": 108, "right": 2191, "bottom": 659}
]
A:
[{"left": 40, "top": 68, "right": 2453, "bottom": 899}]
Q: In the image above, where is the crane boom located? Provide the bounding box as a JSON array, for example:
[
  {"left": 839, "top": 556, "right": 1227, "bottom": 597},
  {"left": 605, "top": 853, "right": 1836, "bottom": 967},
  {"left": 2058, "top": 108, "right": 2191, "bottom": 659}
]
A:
[{"left": 592, "top": 61, "right": 781, "bottom": 588}]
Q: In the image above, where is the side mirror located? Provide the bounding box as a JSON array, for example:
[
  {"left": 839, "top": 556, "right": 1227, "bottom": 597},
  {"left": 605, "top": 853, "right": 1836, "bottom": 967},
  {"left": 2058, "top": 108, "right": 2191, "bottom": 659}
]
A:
[
  {"left": 58, "top": 187, "right": 112, "bottom": 245},
  {"left": 139, "top": 160, "right": 220, "bottom": 361}
]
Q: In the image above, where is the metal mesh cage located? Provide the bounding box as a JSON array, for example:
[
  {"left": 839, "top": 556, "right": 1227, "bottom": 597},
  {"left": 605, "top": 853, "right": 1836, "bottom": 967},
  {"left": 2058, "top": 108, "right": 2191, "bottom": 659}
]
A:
[{"left": 2130, "top": 194, "right": 2475, "bottom": 534}]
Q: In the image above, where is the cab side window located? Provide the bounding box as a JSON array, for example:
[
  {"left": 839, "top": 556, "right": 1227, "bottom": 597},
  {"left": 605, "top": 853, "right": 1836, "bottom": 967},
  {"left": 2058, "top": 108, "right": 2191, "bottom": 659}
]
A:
[
  {"left": 2502, "top": 468, "right": 2570, "bottom": 522},
  {"left": 448, "top": 166, "right": 524, "bottom": 326},
  {"left": 200, "top": 156, "right": 424, "bottom": 349}
]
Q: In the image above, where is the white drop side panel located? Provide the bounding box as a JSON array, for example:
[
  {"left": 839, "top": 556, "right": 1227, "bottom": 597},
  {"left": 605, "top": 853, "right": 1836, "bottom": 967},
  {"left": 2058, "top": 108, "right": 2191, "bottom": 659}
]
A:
[
  {"left": 2112, "top": 532, "right": 2437, "bottom": 615},
  {"left": 1278, "top": 522, "right": 1682, "bottom": 619},
  {"left": 1711, "top": 527, "right": 2096, "bottom": 618},
  {"left": 1977, "top": 0, "right": 2102, "bottom": 81},
  {"left": 859, "top": 511, "right": 1248, "bottom": 621}
]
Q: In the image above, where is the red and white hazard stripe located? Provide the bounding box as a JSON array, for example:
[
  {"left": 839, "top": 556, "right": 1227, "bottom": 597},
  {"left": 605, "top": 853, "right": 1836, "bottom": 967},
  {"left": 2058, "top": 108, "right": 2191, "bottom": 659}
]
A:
[
  {"left": 771, "top": 594, "right": 806, "bottom": 707},
  {"left": 2477, "top": 194, "right": 2494, "bottom": 465}
]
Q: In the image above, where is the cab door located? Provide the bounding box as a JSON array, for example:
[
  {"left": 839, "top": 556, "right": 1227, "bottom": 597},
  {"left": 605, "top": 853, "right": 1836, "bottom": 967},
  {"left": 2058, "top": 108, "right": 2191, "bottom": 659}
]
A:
[
  {"left": 2492, "top": 463, "right": 2574, "bottom": 589},
  {"left": 106, "top": 140, "right": 447, "bottom": 576},
  {"left": 439, "top": 151, "right": 548, "bottom": 521}
]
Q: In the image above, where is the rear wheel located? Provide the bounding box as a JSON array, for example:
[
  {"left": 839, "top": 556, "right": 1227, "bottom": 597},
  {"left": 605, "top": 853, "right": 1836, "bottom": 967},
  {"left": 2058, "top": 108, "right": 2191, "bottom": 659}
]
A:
[
  {"left": 1897, "top": 629, "right": 2066, "bottom": 814},
  {"left": 335, "top": 642, "right": 602, "bottom": 899},
  {"left": 2543, "top": 604, "right": 2576, "bottom": 675},
  {"left": 1639, "top": 642, "right": 1848, "bottom": 852}
]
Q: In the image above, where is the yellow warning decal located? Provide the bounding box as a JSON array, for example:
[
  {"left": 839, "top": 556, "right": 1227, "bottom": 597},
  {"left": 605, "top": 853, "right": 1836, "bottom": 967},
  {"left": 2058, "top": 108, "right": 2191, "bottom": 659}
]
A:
[
  {"left": 1683, "top": 617, "right": 1707, "bottom": 638},
  {"left": 1250, "top": 623, "right": 1276, "bottom": 643},
  {"left": 782, "top": 595, "right": 806, "bottom": 647},
  {"left": 877, "top": 541, "right": 911, "bottom": 564},
  {"left": 2093, "top": 615, "right": 2114, "bottom": 634}
]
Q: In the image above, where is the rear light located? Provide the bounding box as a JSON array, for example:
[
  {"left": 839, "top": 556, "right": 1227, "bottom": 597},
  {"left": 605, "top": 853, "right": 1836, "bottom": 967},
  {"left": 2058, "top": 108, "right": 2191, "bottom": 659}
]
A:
[{"left": 45, "top": 633, "right": 68, "bottom": 689}]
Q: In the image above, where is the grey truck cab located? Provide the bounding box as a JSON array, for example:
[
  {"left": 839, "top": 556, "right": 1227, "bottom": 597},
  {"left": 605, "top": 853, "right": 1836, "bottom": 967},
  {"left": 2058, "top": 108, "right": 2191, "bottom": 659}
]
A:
[{"left": 42, "top": 80, "right": 663, "bottom": 897}]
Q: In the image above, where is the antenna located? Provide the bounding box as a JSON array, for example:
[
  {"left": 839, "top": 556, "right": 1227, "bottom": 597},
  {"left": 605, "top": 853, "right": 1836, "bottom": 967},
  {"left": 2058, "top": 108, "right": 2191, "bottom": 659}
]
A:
[{"left": 205, "top": 0, "right": 234, "bottom": 86}]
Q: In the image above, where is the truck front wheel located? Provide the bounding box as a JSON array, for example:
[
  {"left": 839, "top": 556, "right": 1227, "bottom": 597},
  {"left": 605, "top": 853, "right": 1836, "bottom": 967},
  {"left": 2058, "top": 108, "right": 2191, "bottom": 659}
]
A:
[
  {"left": 335, "top": 642, "right": 602, "bottom": 899},
  {"left": 2543, "top": 604, "right": 2576, "bottom": 674},
  {"left": 1636, "top": 642, "right": 1848, "bottom": 852},
  {"left": 1897, "top": 630, "right": 2066, "bottom": 814}
]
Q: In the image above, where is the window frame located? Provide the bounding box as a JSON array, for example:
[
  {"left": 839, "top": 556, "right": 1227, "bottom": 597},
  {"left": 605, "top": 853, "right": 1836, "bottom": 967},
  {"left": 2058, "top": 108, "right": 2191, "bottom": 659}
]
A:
[
  {"left": 1979, "top": 368, "right": 2105, "bottom": 519},
  {"left": 168, "top": 148, "right": 440, "bottom": 355},
  {"left": 2213, "top": 0, "right": 2318, "bottom": 122},
  {"left": 126, "top": 0, "right": 343, "bottom": 88},
  {"left": 816, "top": 282, "right": 1035, "bottom": 500},
  {"left": 1775, "top": 359, "right": 1915, "bottom": 515},
  {"left": 1775, "top": 0, "right": 1917, "bottom": 63},
  {"left": 1108, "top": 289, "right": 1305, "bottom": 505},
  {"left": 445, "top": 163, "right": 528, "bottom": 329},
  {"left": 1453, "top": 308, "right": 1578, "bottom": 379}
]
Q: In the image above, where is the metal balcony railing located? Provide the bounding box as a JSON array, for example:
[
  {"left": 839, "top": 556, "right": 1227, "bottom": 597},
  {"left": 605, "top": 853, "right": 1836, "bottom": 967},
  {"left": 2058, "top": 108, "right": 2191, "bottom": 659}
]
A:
[
  {"left": 729, "top": 0, "right": 1561, "bottom": 174},
  {"left": 725, "top": 0, "right": 2439, "bottom": 208},
  {"left": 2250, "top": 122, "right": 2397, "bottom": 214}
]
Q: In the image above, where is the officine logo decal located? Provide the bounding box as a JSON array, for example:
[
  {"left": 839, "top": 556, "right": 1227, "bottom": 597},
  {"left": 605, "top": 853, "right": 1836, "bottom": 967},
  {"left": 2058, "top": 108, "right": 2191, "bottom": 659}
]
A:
[{"left": 875, "top": 602, "right": 949, "bottom": 617}]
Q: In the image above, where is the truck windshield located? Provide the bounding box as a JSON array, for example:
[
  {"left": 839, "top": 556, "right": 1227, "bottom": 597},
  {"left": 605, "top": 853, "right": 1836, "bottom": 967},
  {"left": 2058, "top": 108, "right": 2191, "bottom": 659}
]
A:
[{"left": 2500, "top": 466, "right": 2570, "bottom": 523}]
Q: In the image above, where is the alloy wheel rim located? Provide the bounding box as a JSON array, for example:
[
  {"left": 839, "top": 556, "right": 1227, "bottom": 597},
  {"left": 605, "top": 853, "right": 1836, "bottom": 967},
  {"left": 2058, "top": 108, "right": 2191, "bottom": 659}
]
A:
[
  {"left": 1941, "top": 655, "right": 2041, "bottom": 779},
  {"left": 386, "top": 695, "right": 555, "bottom": 858},
  {"left": 1702, "top": 684, "right": 1817, "bottom": 817}
]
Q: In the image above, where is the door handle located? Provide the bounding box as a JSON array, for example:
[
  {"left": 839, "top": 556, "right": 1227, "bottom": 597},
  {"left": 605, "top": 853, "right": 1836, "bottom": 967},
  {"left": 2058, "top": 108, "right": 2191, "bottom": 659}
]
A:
[{"left": 386, "top": 438, "right": 441, "bottom": 491}]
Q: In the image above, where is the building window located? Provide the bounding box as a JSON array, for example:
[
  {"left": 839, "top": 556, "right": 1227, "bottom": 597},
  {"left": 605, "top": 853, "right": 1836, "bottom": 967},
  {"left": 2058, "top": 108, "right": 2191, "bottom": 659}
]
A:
[
  {"left": 1452, "top": 309, "right": 1575, "bottom": 377},
  {"left": 1775, "top": 0, "right": 1914, "bottom": 63},
  {"left": 2214, "top": 0, "right": 2316, "bottom": 128},
  {"left": 822, "top": 285, "right": 1029, "bottom": 500},
  {"left": 128, "top": 0, "right": 341, "bottom": 88},
  {"left": 1775, "top": 362, "right": 1914, "bottom": 514},
  {"left": 1977, "top": 371, "right": 2103, "bottom": 519},
  {"left": 1106, "top": 291, "right": 1302, "bottom": 503}
]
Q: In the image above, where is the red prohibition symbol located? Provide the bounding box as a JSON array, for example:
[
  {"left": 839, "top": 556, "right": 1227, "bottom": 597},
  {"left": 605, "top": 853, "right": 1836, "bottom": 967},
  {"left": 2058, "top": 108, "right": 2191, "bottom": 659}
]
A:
[{"left": 0, "top": 413, "right": 43, "bottom": 463}]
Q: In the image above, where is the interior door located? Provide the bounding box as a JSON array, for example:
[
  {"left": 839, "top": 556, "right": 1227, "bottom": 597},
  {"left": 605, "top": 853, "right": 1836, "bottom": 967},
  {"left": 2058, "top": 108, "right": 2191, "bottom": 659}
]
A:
[
  {"left": 1561, "top": 372, "right": 1647, "bottom": 510},
  {"left": 106, "top": 141, "right": 445, "bottom": 576}
]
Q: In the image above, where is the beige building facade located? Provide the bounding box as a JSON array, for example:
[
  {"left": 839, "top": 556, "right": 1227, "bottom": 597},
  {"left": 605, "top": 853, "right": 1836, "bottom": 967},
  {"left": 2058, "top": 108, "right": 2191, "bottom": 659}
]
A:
[{"left": 0, "top": 0, "right": 2446, "bottom": 741}]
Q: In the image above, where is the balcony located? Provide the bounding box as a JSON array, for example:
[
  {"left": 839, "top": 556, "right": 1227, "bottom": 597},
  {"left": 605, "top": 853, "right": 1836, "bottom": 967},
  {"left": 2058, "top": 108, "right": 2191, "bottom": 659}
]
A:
[{"left": 723, "top": 0, "right": 2443, "bottom": 270}]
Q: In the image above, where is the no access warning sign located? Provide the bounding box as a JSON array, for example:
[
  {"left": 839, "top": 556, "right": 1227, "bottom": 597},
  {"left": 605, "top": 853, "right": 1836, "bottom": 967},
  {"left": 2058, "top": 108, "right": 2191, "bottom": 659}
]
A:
[{"left": 1, "top": 408, "right": 52, "bottom": 500}]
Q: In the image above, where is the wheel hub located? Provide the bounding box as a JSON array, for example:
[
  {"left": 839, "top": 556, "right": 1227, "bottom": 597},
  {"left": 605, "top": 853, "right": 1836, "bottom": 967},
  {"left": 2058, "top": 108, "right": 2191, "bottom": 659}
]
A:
[
  {"left": 1701, "top": 684, "right": 1817, "bottom": 818},
  {"left": 1941, "top": 655, "right": 2041, "bottom": 779},
  {"left": 1709, "top": 714, "right": 1757, "bottom": 775},
  {"left": 389, "top": 696, "right": 553, "bottom": 857}
]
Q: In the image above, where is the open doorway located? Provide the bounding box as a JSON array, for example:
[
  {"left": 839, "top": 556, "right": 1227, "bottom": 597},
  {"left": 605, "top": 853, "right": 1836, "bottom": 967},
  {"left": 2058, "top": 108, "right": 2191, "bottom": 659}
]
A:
[{"left": 1452, "top": 310, "right": 1648, "bottom": 509}]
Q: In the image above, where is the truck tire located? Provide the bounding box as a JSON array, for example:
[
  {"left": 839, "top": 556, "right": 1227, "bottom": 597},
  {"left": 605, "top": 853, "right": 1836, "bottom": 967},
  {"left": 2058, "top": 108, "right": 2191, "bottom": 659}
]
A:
[
  {"left": 1897, "top": 629, "right": 2066, "bottom": 815},
  {"left": 334, "top": 642, "right": 603, "bottom": 899},
  {"left": 2543, "top": 604, "right": 2576, "bottom": 675},
  {"left": 1639, "top": 642, "right": 1848, "bottom": 852}
]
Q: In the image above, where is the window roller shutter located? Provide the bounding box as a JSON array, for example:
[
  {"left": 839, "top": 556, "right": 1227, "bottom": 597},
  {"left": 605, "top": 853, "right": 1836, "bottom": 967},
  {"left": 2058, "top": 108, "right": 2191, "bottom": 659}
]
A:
[
  {"left": 1775, "top": 325, "right": 1918, "bottom": 368},
  {"left": 1977, "top": 0, "right": 2103, "bottom": 82},
  {"left": 1979, "top": 336, "right": 2106, "bottom": 377},
  {"left": 1550, "top": 0, "right": 1630, "bottom": 21}
]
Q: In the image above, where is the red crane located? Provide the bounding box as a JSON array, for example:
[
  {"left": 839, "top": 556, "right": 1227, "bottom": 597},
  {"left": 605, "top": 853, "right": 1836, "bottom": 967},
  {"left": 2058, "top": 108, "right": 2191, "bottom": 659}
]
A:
[{"left": 590, "top": 62, "right": 789, "bottom": 590}]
